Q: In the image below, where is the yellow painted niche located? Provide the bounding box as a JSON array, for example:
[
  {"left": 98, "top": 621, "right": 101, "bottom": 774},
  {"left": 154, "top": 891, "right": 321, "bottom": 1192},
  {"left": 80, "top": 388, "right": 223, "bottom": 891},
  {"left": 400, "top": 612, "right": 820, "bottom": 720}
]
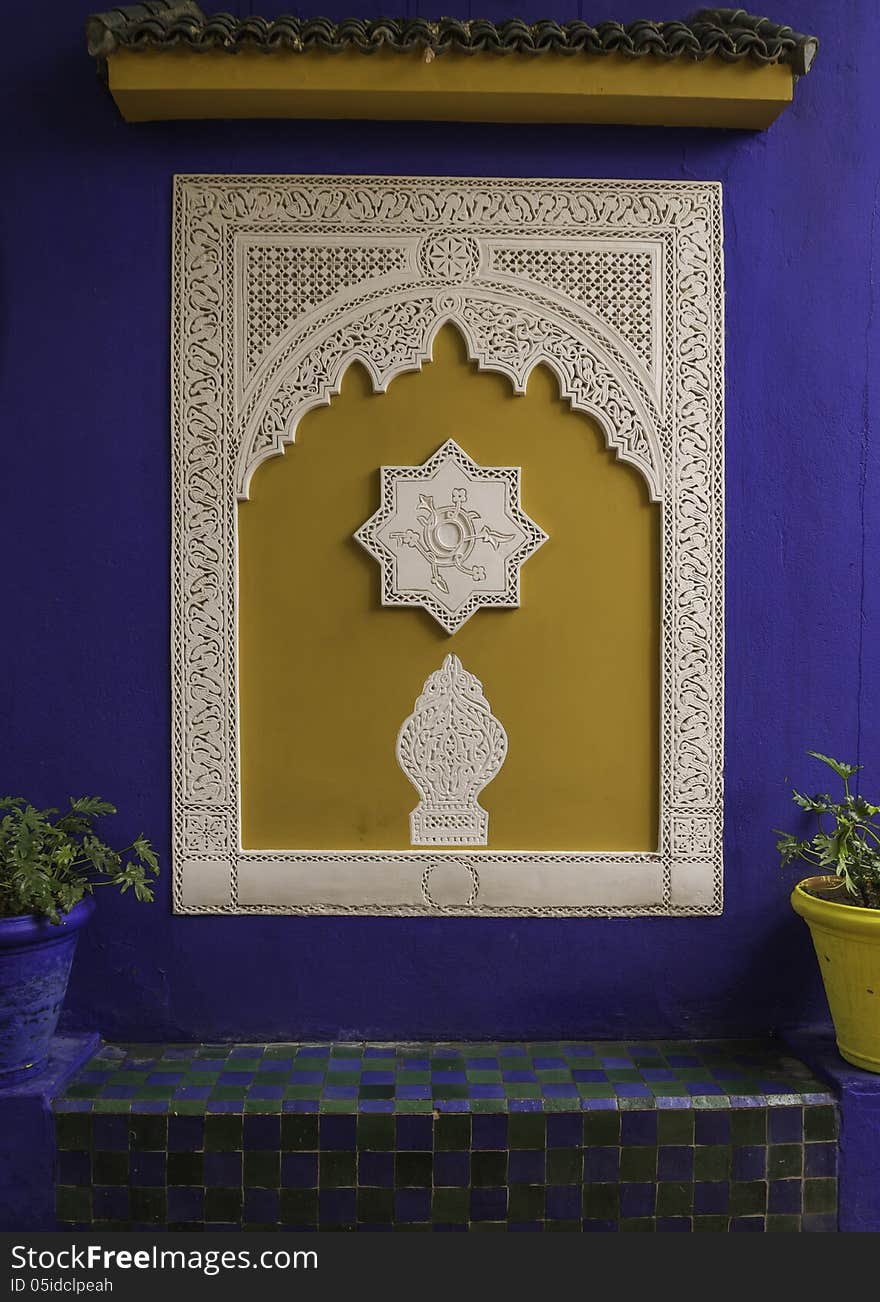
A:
[{"left": 238, "top": 325, "right": 660, "bottom": 852}]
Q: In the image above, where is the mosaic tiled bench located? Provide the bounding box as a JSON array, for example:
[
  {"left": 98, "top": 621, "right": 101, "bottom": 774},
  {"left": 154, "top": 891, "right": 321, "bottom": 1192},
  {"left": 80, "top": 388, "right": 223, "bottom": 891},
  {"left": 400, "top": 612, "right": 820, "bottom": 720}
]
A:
[{"left": 54, "top": 1040, "right": 839, "bottom": 1232}]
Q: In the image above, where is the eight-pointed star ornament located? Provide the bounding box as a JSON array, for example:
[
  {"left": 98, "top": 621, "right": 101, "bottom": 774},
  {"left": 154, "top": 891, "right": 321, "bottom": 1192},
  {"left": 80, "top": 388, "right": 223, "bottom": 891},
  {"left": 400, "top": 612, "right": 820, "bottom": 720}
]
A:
[{"left": 354, "top": 439, "right": 548, "bottom": 634}]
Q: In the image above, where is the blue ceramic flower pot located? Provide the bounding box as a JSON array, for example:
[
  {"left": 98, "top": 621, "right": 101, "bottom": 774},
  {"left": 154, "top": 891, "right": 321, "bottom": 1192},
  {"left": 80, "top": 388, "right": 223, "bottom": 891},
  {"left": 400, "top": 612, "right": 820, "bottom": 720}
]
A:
[{"left": 0, "top": 897, "right": 95, "bottom": 1085}]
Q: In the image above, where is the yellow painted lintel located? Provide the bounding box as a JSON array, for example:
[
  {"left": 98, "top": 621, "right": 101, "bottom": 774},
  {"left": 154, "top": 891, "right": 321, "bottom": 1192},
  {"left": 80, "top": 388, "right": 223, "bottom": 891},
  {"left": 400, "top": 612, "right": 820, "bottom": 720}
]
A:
[{"left": 107, "top": 49, "right": 793, "bottom": 129}]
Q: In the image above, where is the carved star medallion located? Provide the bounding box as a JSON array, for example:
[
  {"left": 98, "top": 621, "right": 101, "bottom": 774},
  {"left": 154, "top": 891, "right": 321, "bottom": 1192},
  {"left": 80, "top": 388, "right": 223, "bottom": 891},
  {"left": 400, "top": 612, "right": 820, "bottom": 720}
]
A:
[{"left": 354, "top": 439, "right": 548, "bottom": 634}]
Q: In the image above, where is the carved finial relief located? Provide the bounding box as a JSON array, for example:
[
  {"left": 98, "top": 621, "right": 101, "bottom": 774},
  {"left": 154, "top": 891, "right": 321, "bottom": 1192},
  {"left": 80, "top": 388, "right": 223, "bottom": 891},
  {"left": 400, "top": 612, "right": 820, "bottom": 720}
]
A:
[{"left": 396, "top": 655, "right": 508, "bottom": 846}]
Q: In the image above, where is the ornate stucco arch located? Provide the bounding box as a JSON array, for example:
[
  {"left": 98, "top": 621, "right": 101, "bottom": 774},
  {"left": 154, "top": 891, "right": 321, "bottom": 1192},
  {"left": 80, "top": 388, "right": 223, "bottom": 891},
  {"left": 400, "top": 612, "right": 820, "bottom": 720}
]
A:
[{"left": 172, "top": 174, "right": 723, "bottom": 917}]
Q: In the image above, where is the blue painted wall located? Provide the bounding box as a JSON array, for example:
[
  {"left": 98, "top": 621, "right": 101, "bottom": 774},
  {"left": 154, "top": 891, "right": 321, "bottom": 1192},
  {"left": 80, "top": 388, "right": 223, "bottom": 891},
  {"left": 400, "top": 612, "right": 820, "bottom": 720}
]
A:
[{"left": 2, "top": 1, "right": 876, "bottom": 1041}]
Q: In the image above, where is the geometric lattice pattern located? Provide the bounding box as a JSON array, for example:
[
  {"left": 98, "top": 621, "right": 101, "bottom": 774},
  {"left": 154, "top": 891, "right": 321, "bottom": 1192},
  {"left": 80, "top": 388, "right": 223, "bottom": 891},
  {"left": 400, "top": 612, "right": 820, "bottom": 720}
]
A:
[
  {"left": 54, "top": 1041, "right": 838, "bottom": 1233},
  {"left": 244, "top": 243, "right": 409, "bottom": 377},
  {"left": 491, "top": 246, "right": 655, "bottom": 369}
]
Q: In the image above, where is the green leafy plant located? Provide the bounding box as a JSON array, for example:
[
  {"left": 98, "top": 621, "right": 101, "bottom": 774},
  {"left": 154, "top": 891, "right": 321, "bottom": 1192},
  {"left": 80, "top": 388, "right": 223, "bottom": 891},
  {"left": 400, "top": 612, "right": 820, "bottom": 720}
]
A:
[
  {"left": 0, "top": 797, "right": 159, "bottom": 924},
  {"left": 776, "top": 752, "right": 880, "bottom": 909}
]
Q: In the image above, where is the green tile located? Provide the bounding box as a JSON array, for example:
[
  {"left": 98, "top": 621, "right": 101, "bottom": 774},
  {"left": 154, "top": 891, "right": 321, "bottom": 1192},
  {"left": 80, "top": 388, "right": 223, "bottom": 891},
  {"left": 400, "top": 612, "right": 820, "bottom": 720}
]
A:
[
  {"left": 167, "top": 1151, "right": 204, "bottom": 1186},
  {"left": 582, "top": 1183, "right": 620, "bottom": 1219},
  {"left": 254, "top": 1071, "right": 289, "bottom": 1086},
  {"left": 694, "top": 1146, "right": 730, "bottom": 1181},
  {"left": 804, "top": 1106, "right": 838, "bottom": 1142},
  {"left": 244, "top": 1099, "right": 282, "bottom": 1114},
  {"left": 548, "top": 1148, "right": 582, "bottom": 1185},
  {"left": 432, "top": 1189, "right": 469, "bottom": 1224},
  {"left": 693, "top": 1215, "right": 730, "bottom": 1232},
  {"left": 656, "top": 1182, "right": 694, "bottom": 1216},
  {"left": 281, "top": 1116, "right": 318, "bottom": 1150},
  {"left": 466, "top": 1071, "right": 502, "bottom": 1083},
  {"left": 730, "top": 1181, "right": 767, "bottom": 1216},
  {"left": 129, "top": 1115, "right": 167, "bottom": 1151},
  {"left": 508, "top": 1114, "right": 545, "bottom": 1149},
  {"left": 649, "top": 1084, "right": 691, "bottom": 1097},
  {"left": 56, "top": 1186, "right": 91, "bottom": 1222},
  {"left": 92, "top": 1100, "right": 131, "bottom": 1114},
  {"left": 211, "top": 1087, "right": 248, "bottom": 1101},
  {"left": 508, "top": 1184, "right": 545, "bottom": 1220},
  {"left": 730, "top": 1109, "right": 766, "bottom": 1145},
  {"left": 279, "top": 1189, "right": 317, "bottom": 1224},
  {"left": 471, "top": 1099, "right": 507, "bottom": 1114},
  {"left": 170, "top": 1100, "right": 209, "bottom": 1116},
  {"left": 620, "top": 1146, "right": 657, "bottom": 1182},
  {"left": 583, "top": 1111, "right": 620, "bottom": 1145},
  {"left": 766, "top": 1214, "right": 802, "bottom": 1232},
  {"left": 432, "top": 1085, "right": 469, "bottom": 1100},
  {"left": 56, "top": 1115, "right": 91, "bottom": 1150},
  {"left": 130, "top": 1187, "right": 166, "bottom": 1224},
  {"left": 244, "top": 1151, "right": 280, "bottom": 1187},
  {"left": 205, "top": 1188, "right": 243, "bottom": 1222},
  {"left": 65, "top": 1085, "right": 100, "bottom": 1099},
  {"left": 620, "top": 1218, "right": 655, "bottom": 1232},
  {"left": 395, "top": 1152, "right": 432, "bottom": 1188},
  {"left": 471, "top": 1151, "right": 507, "bottom": 1187},
  {"left": 394, "top": 1100, "right": 432, "bottom": 1114},
  {"left": 535, "top": 1070, "right": 570, "bottom": 1084},
  {"left": 435, "top": 1115, "right": 470, "bottom": 1150},
  {"left": 357, "top": 1115, "right": 394, "bottom": 1150},
  {"left": 357, "top": 1188, "right": 393, "bottom": 1224},
  {"left": 657, "top": 1111, "right": 694, "bottom": 1145},
  {"left": 284, "top": 1086, "right": 321, "bottom": 1100},
  {"left": 330, "top": 1046, "right": 363, "bottom": 1059},
  {"left": 768, "top": 1145, "right": 802, "bottom": 1179},
  {"left": 397, "top": 1071, "right": 430, "bottom": 1085},
  {"left": 604, "top": 1070, "right": 642, "bottom": 1083},
  {"left": 204, "top": 1115, "right": 243, "bottom": 1150},
  {"left": 804, "top": 1178, "right": 837, "bottom": 1214},
  {"left": 325, "top": 1071, "right": 360, "bottom": 1086},
  {"left": 321, "top": 1152, "right": 356, "bottom": 1188},
  {"left": 92, "top": 1152, "right": 128, "bottom": 1186},
  {"left": 545, "top": 1221, "right": 579, "bottom": 1232},
  {"left": 577, "top": 1085, "right": 615, "bottom": 1099}
]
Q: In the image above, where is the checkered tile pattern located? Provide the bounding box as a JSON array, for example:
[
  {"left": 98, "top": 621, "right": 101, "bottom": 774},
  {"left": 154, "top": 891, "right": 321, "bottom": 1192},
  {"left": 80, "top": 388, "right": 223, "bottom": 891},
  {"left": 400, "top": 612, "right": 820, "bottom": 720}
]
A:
[{"left": 54, "top": 1041, "right": 838, "bottom": 1232}]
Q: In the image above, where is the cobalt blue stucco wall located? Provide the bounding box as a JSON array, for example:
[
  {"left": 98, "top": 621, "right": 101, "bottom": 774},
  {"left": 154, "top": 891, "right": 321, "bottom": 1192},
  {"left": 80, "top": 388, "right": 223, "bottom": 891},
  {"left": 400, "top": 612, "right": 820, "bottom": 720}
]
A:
[{"left": 2, "top": 0, "right": 877, "bottom": 1040}]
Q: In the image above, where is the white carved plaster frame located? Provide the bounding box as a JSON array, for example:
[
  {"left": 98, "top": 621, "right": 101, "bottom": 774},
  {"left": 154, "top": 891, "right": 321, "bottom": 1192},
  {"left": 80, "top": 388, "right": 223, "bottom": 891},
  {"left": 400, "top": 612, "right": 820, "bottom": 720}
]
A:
[{"left": 172, "top": 174, "right": 724, "bottom": 917}]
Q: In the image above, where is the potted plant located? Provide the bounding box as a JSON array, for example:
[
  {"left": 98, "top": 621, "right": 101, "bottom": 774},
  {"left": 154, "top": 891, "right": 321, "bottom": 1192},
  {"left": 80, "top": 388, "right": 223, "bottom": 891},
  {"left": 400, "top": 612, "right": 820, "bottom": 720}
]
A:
[
  {"left": 0, "top": 797, "right": 159, "bottom": 1085},
  {"left": 777, "top": 751, "right": 880, "bottom": 1072}
]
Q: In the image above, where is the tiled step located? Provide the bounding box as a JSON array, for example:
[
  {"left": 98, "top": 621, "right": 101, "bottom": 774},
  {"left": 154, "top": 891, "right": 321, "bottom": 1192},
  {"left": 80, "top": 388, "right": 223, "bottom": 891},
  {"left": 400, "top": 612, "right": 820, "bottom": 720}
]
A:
[{"left": 53, "top": 1039, "right": 839, "bottom": 1232}]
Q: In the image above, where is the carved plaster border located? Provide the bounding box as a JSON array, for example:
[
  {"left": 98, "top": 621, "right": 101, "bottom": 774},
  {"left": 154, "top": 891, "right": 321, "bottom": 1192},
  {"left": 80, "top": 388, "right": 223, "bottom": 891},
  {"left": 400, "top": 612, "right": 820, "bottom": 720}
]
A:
[{"left": 171, "top": 174, "right": 724, "bottom": 917}]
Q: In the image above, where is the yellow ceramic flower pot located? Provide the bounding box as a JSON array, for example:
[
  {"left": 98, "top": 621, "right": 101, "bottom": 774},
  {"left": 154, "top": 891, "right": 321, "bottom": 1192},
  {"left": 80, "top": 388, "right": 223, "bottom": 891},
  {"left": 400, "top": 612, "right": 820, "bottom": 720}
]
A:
[{"left": 791, "top": 877, "right": 880, "bottom": 1072}]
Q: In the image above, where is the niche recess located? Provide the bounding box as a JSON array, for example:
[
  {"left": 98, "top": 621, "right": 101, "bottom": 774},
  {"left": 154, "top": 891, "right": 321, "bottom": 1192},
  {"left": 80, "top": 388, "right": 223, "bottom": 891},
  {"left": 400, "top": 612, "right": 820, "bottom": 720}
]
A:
[{"left": 172, "top": 175, "right": 724, "bottom": 916}]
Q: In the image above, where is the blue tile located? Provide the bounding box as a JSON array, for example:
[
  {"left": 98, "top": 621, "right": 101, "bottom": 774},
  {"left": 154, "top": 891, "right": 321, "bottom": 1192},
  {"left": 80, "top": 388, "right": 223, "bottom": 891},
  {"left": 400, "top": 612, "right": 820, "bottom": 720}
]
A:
[
  {"left": 175, "top": 1086, "right": 212, "bottom": 1101},
  {"left": 282, "top": 1100, "right": 319, "bottom": 1113},
  {"left": 805, "top": 1143, "right": 838, "bottom": 1177},
  {"left": 583, "top": 1219, "right": 619, "bottom": 1233},
  {"left": 768, "top": 1107, "right": 803, "bottom": 1144},
  {"left": 402, "top": 1059, "right": 430, "bottom": 1071},
  {"left": 92, "top": 1115, "right": 129, "bottom": 1152},
  {"left": 464, "top": 1058, "right": 498, "bottom": 1070},
  {"left": 508, "top": 1150, "right": 545, "bottom": 1183},
  {"left": 533, "top": 1057, "right": 567, "bottom": 1069},
  {"left": 288, "top": 1071, "right": 324, "bottom": 1085},
  {"left": 471, "top": 1115, "right": 507, "bottom": 1150},
  {"left": 666, "top": 1055, "right": 701, "bottom": 1067},
  {"left": 129, "top": 1152, "right": 166, "bottom": 1187},
  {"left": 434, "top": 1151, "right": 470, "bottom": 1187},
  {"left": 731, "top": 1216, "right": 765, "bottom": 1232},
  {"left": 395, "top": 1115, "right": 432, "bottom": 1150},
  {"left": 616, "top": 1083, "right": 654, "bottom": 1098},
  {"left": 469, "top": 1084, "right": 505, "bottom": 1100},
  {"left": 509, "top": 1099, "right": 543, "bottom": 1113},
  {"left": 693, "top": 1181, "right": 730, "bottom": 1214},
  {"left": 250, "top": 1085, "right": 284, "bottom": 1100},
  {"left": 243, "top": 1115, "right": 280, "bottom": 1150},
  {"left": 358, "top": 1100, "right": 395, "bottom": 1113},
  {"left": 470, "top": 1187, "right": 507, "bottom": 1221},
  {"left": 546, "top": 1186, "right": 581, "bottom": 1219},
  {"left": 57, "top": 1151, "right": 90, "bottom": 1185},
  {"left": 546, "top": 1114, "right": 582, "bottom": 1147},
  {"left": 431, "top": 1071, "right": 466, "bottom": 1084},
  {"left": 503, "top": 1071, "right": 538, "bottom": 1083},
  {"left": 582, "top": 1098, "right": 618, "bottom": 1112},
  {"left": 207, "top": 1100, "right": 244, "bottom": 1114},
  {"left": 359, "top": 1153, "right": 393, "bottom": 1188},
  {"left": 657, "top": 1217, "right": 692, "bottom": 1232},
  {"left": 92, "top": 1186, "right": 129, "bottom": 1220},
  {"left": 204, "top": 1152, "right": 242, "bottom": 1187},
  {"left": 583, "top": 1147, "right": 619, "bottom": 1182},
  {"left": 244, "top": 1189, "right": 279, "bottom": 1223},
  {"left": 573, "top": 1070, "right": 608, "bottom": 1083},
  {"left": 620, "top": 1111, "right": 657, "bottom": 1146},
  {"left": 324, "top": 1086, "right": 357, "bottom": 1100},
  {"left": 145, "top": 1072, "right": 184, "bottom": 1085},
  {"left": 657, "top": 1146, "right": 694, "bottom": 1181},
  {"left": 218, "top": 1073, "right": 253, "bottom": 1085},
  {"left": 732, "top": 1146, "right": 766, "bottom": 1181},
  {"left": 320, "top": 1115, "right": 357, "bottom": 1150},
  {"left": 396, "top": 1086, "right": 431, "bottom": 1101},
  {"left": 259, "top": 1059, "right": 293, "bottom": 1072},
  {"left": 619, "top": 1183, "right": 656, "bottom": 1217},
  {"left": 167, "top": 1186, "right": 204, "bottom": 1222},
  {"left": 768, "top": 1180, "right": 802, "bottom": 1214},
  {"left": 362, "top": 1072, "right": 395, "bottom": 1085},
  {"left": 394, "top": 1189, "right": 431, "bottom": 1224},
  {"left": 803, "top": 1213, "right": 837, "bottom": 1233},
  {"left": 694, "top": 1112, "right": 730, "bottom": 1145},
  {"left": 281, "top": 1153, "right": 317, "bottom": 1188},
  {"left": 320, "top": 1189, "right": 356, "bottom": 1224}
]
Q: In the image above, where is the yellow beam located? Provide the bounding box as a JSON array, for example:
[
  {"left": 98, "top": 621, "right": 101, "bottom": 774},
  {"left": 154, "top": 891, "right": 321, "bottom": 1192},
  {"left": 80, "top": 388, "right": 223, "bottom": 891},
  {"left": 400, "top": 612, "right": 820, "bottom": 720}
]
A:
[{"left": 107, "top": 49, "right": 794, "bottom": 129}]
